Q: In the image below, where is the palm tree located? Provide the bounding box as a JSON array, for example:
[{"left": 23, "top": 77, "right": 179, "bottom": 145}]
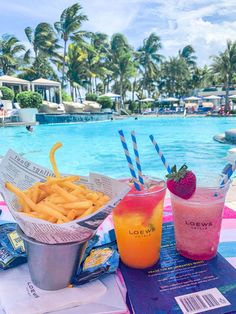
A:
[
  {"left": 91, "top": 32, "right": 110, "bottom": 53},
  {"left": 211, "top": 40, "right": 236, "bottom": 111},
  {"left": 199, "top": 65, "right": 214, "bottom": 88},
  {"left": 161, "top": 57, "right": 190, "bottom": 96},
  {"left": 0, "top": 34, "right": 26, "bottom": 75},
  {"left": 25, "top": 23, "right": 60, "bottom": 59},
  {"left": 87, "top": 32, "right": 113, "bottom": 93},
  {"left": 85, "top": 44, "right": 112, "bottom": 93},
  {"left": 110, "top": 33, "right": 135, "bottom": 107},
  {"left": 187, "top": 67, "right": 211, "bottom": 93},
  {"left": 88, "top": 32, "right": 112, "bottom": 92},
  {"left": 19, "top": 55, "right": 58, "bottom": 81},
  {"left": 137, "top": 33, "right": 162, "bottom": 96},
  {"left": 66, "top": 43, "right": 89, "bottom": 101},
  {"left": 179, "top": 45, "right": 197, "bottom": 68},
  {"left": 54, "top": 3, "right": 88, "bottom": 86}
]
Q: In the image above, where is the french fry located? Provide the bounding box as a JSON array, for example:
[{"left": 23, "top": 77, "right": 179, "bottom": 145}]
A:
[
  {"left": 46, "top": 176, "right": 80, "bottom": 185},
  {"left": 52, "top": 185, "right": 78, "bottom": 202},
  {"left": 47, "top": 216, "right": 58, "bottom": 223},
  {"left": 36, "top": 202, "right": 69, "bottom": 222},
  {"left": 44, "top": 200, "right": 68, "bottom": 215},
  {"left": 31, "top": 187, "right": 40, "bottom": 203},
  {"left": 37, "top": 190, "right": 48, "bottom": 202},
  {"left": 60, "top": 181, "right": 82, "bottom": 191},
  {"left": 78, "top": 206, "right": 96, "bottom": 219},
  {"left": 38, "top": 184, "right": 53, "bottom": 195},
  {"left": 21, "top": 212, "right": 38, "bottom": 218},
  {"left": 62, "top": 201, "right": 92, "bottom": 210},
  {"left": 70, "top": 189, "right": 87, "bottom": 198},
  {"left": 18, "top": 197, "right": 31, "bottom": 213},
  {"left": 86, "top": 192, "right": 99, "bottom": 202},
  {"left": 49, "top": 142, "right": 62, "bottom": 178},
  {"left": 46, "top": 195, "right": 69, "bottom": 204},
  {"left": 67, "top": 209, "right": 77, "bottom": 220}
]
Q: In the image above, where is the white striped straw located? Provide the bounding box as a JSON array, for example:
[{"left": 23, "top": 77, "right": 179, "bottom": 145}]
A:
[
  {"left": 131, "top": 131, "right": 144, "bottom": 185},
  {"left": 220, "top": 161, "right": 236, "bottom": 186},
  {"left": 149, "top": 135, "right": 172, "bottom": 174},
  {"left": 118, "top": 130, "right": 141, "bottom": 190}
]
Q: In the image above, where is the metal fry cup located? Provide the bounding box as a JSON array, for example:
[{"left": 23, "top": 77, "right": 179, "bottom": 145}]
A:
[{"left": 17, "top": 226, "right": 90, "bottom": 291}]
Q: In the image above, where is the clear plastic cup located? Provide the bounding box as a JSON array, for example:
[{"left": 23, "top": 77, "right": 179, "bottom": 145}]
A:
[
  {"left": 170, "top": 174, "right": 231, "bottom": 260},
  {"left": 113, "top": 176, "right": 166, "bottom": 269}
]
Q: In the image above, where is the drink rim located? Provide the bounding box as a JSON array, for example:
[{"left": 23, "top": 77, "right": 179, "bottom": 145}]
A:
[
  {"left": 170, "top": 178, "right": 231, "bottom": 204},
  {"left": 125, "top": 176, "right": 167, "bottom": 197},
  {"left": 195, "top": 173, "right": 231, "bottom": 189}
]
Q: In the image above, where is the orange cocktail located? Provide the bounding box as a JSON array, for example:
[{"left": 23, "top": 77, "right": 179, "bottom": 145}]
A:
[{"left": 113, "top": 177, "right": 166, "bottom": 269}]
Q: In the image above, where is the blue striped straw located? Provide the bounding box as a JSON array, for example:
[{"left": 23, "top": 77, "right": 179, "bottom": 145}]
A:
[
  {"left": 131, "top": 131, "right": 144, "bottom": 185},
  {"left": 118, "top": 130, "right": 141, "bottom": 190},
  {"left": 149, "top": 135, "right": 172, "bottom": 174},
  {"left": 220, "top": 161, "right": 236, "bottom": 186}
]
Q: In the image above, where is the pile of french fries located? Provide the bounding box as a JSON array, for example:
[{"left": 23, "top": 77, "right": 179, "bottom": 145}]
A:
[{"left": 5, "top": 143, "right": 110, "bottom": 224}]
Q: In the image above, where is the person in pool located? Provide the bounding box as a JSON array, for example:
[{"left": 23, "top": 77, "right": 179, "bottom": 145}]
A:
[{"left": 26, "top": 125, "right": 33, "bottom": 132}]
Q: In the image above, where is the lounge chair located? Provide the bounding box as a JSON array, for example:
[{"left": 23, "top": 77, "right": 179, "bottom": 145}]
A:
[
  {"left": 0, "top": 109, "right": 19, "bottom": 123},
  {"left": 1, "top": 100, "right": 13, "bottom": 110},
  {"left": 39, "top": 101, "right": 64, "bottom": 114},
  {"left": 83, "top": 101, "right": 101, "bottom": 113},
  {"left": 63, "top": 102, "right": 85, "bottom": 113}
]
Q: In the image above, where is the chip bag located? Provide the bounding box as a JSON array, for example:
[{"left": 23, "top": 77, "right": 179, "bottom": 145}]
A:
[
  {"left": 73, "top": 229, "right": 119, "bottom": 285},
  {"left": 0, "top": 222, "right": 27, "bottom": 270}
]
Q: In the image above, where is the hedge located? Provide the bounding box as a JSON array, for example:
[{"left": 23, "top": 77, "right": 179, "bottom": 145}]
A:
[
  {"left": 97, "top": 96, "right": 112, "bottom": 108},
  {"left": 85, "top": 93, "right": 98, "bottom": 101},
  {"left": 0, "top": 86, "right": 14, "bottom": 100},
  {"left": 16, "top": 91, "right": 43, "bottom": 109}
]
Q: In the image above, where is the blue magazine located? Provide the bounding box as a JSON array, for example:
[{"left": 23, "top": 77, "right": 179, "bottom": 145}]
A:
[{"left": 120, "top": 222, "right": 236, "bottom": 314}]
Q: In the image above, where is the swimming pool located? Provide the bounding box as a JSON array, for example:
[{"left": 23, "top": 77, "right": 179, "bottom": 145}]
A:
[{"left": 1, "top": 117, "right": 235, "bottom": 179}]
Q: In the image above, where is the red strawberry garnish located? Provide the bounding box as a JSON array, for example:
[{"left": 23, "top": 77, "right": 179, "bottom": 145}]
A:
[{"left": 166, "top": 164, "right": 196, "bottom": 199}]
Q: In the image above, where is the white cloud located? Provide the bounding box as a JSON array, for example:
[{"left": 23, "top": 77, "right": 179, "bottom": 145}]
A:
[
  {"left": 80, "top": 0, "right": 141, "bottom": 35},
  {"left": 1, "top": 0, "right": 236, "bottom": 66},
  {"left": 145, "top": 0, "right": 236, "bottom": 65}
]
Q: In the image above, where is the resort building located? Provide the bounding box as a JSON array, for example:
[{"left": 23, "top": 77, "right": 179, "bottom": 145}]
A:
[
  {"left": 0, "top": 75, "right": 30, "bottom": 94},
  {"left": 31, "top": 78, "right": 62, "bottom": 104}
]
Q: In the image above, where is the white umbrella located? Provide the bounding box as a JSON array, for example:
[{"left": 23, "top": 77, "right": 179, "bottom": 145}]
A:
[
  {"left": 202, "top": 102, "right": 214, "bottom": 108},
  {"left": 203, "top": 95, "right": 221, "bottom": 100},
  {"left": 164, "top": 97, "right": 179, "bottom": 102},
  {"left": 100, "top": 92, "right": 120, "bottom": 98},
  {"left": 185, "top": 102, "right": 198, "bottom": 108},
  {"left": 139, "top": 98, "right": 155, "bottom": 102},
  {"left": 229, "top": 94, "right": 236, "bottom": 99},
  {"left": 184, "top": 96, "right": 200, "bottom": 101}
]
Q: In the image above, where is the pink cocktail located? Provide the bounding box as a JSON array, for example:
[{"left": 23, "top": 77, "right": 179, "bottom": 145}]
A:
[{"left": 170, "top": 177, "right": 230, "bottom": 260}]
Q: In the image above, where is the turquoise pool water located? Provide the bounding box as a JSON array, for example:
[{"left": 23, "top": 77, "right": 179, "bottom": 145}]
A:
[{"left": 1, "top": 117, "right": 235, "bottom": 179}]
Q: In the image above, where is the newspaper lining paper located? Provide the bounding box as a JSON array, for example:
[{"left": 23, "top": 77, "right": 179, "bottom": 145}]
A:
[{"left": 0, "top": 149, "right": 130, "bottom": 244}]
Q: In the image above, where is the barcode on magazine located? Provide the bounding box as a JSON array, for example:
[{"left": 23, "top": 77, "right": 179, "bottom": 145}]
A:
[{"left": 175, "top": 288, "right": 230, "bottom": 314}]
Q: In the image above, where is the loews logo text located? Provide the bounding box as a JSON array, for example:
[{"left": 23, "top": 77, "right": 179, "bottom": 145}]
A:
[
  {"left": 129, "top": 224, "right": 155, "bottom": 237},
  {"left": 185, "top": 220, "right": 213, "bottom": 229}
]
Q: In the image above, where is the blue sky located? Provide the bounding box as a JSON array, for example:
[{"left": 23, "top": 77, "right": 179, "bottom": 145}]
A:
[{"left": 1, "top": 0, "right": 236, "bottom": 66}]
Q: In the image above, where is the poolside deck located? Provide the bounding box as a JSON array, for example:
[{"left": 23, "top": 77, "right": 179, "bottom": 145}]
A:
[{"left": 0, "top": 121, "right": 38, "bottom": 127}]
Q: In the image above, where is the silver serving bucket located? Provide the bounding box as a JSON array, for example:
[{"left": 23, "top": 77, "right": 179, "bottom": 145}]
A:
[{"left": 17, "top": 227, "right": 89, "bottom": 291}]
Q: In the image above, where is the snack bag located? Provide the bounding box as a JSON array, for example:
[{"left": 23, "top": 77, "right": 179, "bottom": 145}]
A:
[
  {"left": 0, "top": 222, "right": 27, "bottom": 270},
  {"left": 73, "top": 229, "right": 119, "bottom": 285}
]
